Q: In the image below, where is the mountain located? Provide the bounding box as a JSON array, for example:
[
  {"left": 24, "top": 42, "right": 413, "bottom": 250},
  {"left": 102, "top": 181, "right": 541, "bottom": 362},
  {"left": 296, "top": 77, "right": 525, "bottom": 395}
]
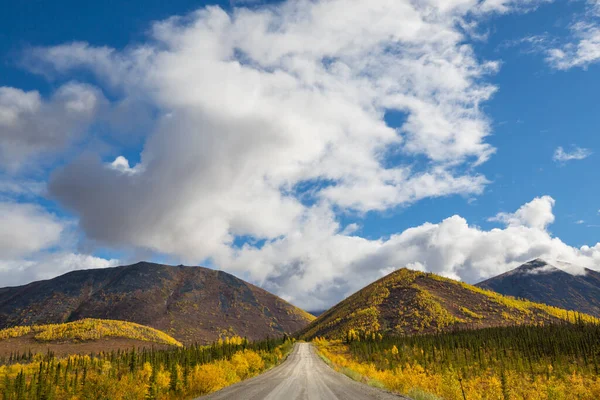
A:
[
  {"left": 0, "top": 262, "right": 315, "bottom": 344},
  {"left": 307, "top": 310, "right": 327, "bottom": 317},
  {"left": 300, "top": 268, "right": 597, "bottom": 339},
  {"left": 476, "top": 259, "right": 600, "bottom": 317}
]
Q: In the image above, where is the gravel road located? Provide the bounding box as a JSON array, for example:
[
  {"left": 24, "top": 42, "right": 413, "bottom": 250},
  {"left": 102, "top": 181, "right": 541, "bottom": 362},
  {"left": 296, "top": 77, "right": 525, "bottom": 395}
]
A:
[{"left": 197, "top": 342, "right": 407, "bottom": 400}]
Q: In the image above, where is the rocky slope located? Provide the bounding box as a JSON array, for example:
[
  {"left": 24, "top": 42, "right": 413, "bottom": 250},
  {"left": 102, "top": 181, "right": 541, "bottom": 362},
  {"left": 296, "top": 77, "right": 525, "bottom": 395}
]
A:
[
  {"left": 0, "top": 262, "right": 314, "bottom": 344},
  {"left": 477, "top": 259, "right": 600, "bottom": 317},
  {"left": 300, "top": 267, "right": 597, "bottom": 339}
]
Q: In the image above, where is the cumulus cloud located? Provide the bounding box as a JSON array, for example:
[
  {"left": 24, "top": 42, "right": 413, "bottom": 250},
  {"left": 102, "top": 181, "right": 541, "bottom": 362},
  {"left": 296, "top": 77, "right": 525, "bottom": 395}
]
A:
[
  {"left": 553, "top": 146, "right": 593, "bottom": 163},
  {"left": 220, "top": 197, "right": 600, "bottom": 309},
  {"left": 0, "top": 83, "right": 105, "bottom": 170},
  {"left": 5, "top": 0, "right": 597, "bottom": 308},
  {"left": 31, "top": 0, "right": 507, "bottom": 261},
  {"left": 0, "top": 201, "right": 119, "bottom": 288},
  {"left": 0, "top": 253, "right": 119, "bottom": 288},
  {"left": 489, "top": 195, "right": 555, "bottom": 229},
  {"left": 3, "top": 195, "right": 598, "bottom": 309},
  {"left": 0, "top": 202, "right": 63, "bottom": 258}
]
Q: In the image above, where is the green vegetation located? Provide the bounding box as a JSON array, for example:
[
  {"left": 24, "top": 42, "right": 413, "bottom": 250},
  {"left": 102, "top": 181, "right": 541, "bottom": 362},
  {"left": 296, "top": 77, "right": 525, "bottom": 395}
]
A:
[
  {"left": 0, "top": 319, "right": 182, "bottom": 347},
  {"left": 315, "top": 321, "right": 600, "bottom": 399},
  {"left": 0, "top": 335, "right": 292, "bottom": 399}
]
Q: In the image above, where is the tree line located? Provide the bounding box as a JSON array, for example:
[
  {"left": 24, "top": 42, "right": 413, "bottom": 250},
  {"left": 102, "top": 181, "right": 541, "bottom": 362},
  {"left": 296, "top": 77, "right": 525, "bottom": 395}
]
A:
[{"left": 0, "top": 335, "right": 292, "bottom": 400}]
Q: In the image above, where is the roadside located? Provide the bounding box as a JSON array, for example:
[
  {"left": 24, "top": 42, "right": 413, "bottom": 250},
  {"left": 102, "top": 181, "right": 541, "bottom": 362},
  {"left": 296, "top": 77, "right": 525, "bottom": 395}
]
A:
[
  {"left": 197, "top": 342, "right": 404, "bottom": 400},
  {"left": 313, "top": 338, "right": 437, "bottom": 400}
]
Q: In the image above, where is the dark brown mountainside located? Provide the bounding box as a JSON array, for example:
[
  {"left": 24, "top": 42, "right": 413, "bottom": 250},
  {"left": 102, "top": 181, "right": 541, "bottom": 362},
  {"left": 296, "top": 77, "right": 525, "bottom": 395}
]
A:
[
  {"left": 0, "top": 262, "right": 314, "bottom": 344},
  {"left": 477, "top": 259, "right": 600, "bottom": 317},
  {"left": 300, "top": 268, "right": 597, "bottom": 340}
]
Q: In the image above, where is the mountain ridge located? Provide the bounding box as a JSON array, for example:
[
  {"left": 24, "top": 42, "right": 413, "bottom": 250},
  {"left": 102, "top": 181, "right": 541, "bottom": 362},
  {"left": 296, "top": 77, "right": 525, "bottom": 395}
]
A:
[
  {"left": 300, "top": 267, "right": 598, "bottom": 340},
  {"left": 0, "top": 262, "right": 315, "bottom": 344},
  {"left": 477, "top": 259, "right": 600, "bottom": 317}
]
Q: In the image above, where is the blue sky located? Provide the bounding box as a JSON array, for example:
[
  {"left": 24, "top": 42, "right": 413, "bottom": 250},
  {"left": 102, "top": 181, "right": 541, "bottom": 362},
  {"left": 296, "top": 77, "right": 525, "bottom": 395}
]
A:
[{"left": 1, "top": 0, "right": 599, "bottom": 308}]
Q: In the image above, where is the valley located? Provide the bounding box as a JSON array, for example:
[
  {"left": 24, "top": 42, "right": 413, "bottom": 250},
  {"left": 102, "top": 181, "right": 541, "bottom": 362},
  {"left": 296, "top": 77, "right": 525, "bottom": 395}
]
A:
[{"left": 1, "top": 260, "right": 599, "bottom": 399}]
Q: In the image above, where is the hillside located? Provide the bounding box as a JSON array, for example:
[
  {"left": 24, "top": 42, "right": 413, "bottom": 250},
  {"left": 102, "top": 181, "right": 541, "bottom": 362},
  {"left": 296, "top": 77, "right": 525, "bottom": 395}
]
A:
[
  {"left": 0, "top": 262, "right": 314, "bottom": 344},
  {"left": 477, "top": 259, "right": 600, "bottom": 317},
  {"left": 0, "top": 318, "right": 181, "bottom": 358},
  {"left": 300, "top": 268, "right": 598, "bottom": 339}
]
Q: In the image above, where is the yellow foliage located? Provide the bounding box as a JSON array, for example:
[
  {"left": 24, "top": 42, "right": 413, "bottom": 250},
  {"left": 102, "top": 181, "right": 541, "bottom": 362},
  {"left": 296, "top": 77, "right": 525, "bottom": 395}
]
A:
[
  {"left": 0, "top": 318, "right": 183, "bottom": 347},
  {"left": 0, "top": 325, "right": 32, "bottom": 340},
  {"left": 460, "top": 306, "right": 484, "bottom": 320},
  {"left": 231, "top": 349, "right": 265, "bottom": 379},
  {"left": 156, "top": 367, "right": 171, "bottom": 391},
  {"left": 303, "top": 268, "right": 600, "bottom": 340},
  {"left": 313, "top": 338, "right": 600, "bottom": 400},
  {"left": 140, "top": 362, "right": 153, "bottom": 382},
  {"left": 0, "top": 337, "right": 293, "bottom": 400}
]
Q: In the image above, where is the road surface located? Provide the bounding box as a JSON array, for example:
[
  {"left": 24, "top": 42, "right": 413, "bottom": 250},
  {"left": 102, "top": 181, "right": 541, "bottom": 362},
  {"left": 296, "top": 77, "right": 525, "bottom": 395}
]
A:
[{"left": 197, "top": 342, "right": 407, "bottom": 400}]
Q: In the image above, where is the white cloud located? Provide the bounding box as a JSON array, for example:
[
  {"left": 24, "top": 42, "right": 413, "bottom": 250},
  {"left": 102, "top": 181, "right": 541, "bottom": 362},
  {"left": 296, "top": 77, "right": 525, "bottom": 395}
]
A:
[
  {"left": 477, "top": 0, "right": 552, "bottom": 14},
  {"left": 506, "top": 2, "right": 600, "bottom": 71},
  {"left": 108, "top": 156, "right": 143, "bottom": 175},
  {"left": 0, "top": 202, "right": 63, "bottom": 258},
  {"left": 2, "top": 195, "right": 599, "bottom": 309},
  {"left": 0, "top": 201, "right": 119, "bottom": 288},
  {"left": 489, "top": 195, "right": 555, "bottom": 230},
  {"left": 24, "top": 0, "right": 509, "bottom": 261},
  {"left": 5, "top": 0, "right": 596, "bottom": 308},
  {"left": 218, "top": 197, "right": 600, "bottom": 309},
  {"left": 0, "top": 253, "right": 119, "bottom": 288},
  {"left": 0, "top": 83, "right": 104, "bottom": 170},
  {"left": 553, "top": 146, "right": 593, "bottom": 163},
  {"left": 547, "top": 17, "right": 600, "bottom": 70}
]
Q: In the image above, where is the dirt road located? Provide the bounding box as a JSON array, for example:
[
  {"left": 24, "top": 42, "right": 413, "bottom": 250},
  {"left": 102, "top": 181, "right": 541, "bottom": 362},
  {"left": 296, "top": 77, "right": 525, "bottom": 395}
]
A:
[{"left": 197, "top": 342, "right": 407, "bottom": 400}]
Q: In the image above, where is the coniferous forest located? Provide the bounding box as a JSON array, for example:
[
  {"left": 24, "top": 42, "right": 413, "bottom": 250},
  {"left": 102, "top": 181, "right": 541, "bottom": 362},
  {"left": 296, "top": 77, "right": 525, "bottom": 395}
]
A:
[
  {"left": 315, "top": 322, "right": 600, "bottom": 400},
  {"left": 0, "top": 336, "right": 292, "bottom": 400}
]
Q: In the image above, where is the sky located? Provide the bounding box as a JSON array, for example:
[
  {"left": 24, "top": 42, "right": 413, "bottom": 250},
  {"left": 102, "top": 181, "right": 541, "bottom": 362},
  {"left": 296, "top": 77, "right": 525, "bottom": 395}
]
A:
[{"left": 1, "top": 0, "right": 599, "bottom": 310}]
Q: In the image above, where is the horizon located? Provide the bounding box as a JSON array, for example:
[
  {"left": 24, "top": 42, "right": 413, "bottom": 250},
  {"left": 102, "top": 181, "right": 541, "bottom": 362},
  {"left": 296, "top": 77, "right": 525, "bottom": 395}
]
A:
[{"left": 0, "top": 257, "right": 592, "bottom": 311}]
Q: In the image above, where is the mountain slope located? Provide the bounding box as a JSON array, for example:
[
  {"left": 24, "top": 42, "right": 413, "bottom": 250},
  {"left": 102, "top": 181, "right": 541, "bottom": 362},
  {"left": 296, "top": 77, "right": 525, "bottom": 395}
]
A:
[
  {"left": 0, "top": 318, "right": 183, "bottom": 358},
  {"left": 0, "top": 262, "right": 314, "bottom": 344},
  {"left": 477, "top": 259, "right": 600, "bottom": 317},
  {"left": 300, "top": 268, "right": 598, "bottom": 339}
]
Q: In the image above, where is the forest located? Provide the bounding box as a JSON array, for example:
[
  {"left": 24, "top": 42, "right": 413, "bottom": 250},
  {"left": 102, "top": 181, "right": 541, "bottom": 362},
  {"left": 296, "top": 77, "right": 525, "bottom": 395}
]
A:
[
  {"left": 0, "top": 335, "right": 292, "bottom": 400},
  {"left": 315, "top": 321, "right": 600, "bottom": 400}
]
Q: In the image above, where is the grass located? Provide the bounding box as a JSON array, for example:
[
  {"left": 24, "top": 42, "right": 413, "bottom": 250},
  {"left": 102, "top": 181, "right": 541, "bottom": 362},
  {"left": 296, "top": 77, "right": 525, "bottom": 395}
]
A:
[
  {"left": 340, "top": 367, "right": 362, "bottom": 381},
  {"left": 315, "top": 344, "right": 387, "bottom": 391},
  {"left": 367, "top": 379, "right": 387, "bottom": 389},
  {"left": 407, "top": 388, "right": 443, "bottom": 400}
]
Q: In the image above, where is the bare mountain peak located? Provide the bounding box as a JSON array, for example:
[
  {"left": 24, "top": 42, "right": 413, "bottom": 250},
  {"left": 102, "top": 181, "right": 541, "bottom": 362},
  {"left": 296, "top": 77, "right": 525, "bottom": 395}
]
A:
[
  {"left": 476, "top": 259, "right": 600, "bottom": 317},
  {"left": 513, "top": 259, "right": 561, "bottom": 275},
  {"left": 0, "top": 262, "right": 314, "bottom": 344}
]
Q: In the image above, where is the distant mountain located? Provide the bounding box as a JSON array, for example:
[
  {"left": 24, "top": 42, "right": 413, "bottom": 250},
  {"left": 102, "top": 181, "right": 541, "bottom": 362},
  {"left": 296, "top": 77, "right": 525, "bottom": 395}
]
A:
[
  {"left": 0, "top": 262, "right": 315, "bottom": 344},
  {"left": 307, "top": 310, "right": 327, "bottom": 317},
  {"left": 476, "top": 259, "right": 600, "bottom": 317},
  {"left": 300, "top": 268, "right": 596, "bottom": 339}
]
